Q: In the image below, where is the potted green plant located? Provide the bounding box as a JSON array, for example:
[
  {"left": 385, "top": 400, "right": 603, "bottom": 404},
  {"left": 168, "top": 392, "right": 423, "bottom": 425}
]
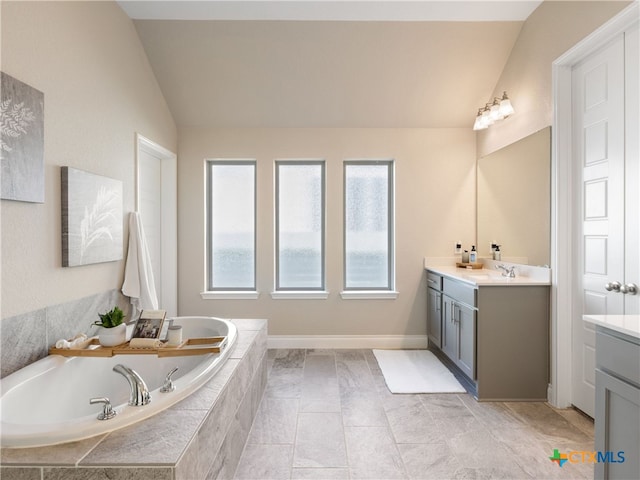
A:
[{"left": 94, "top": 306, "right": 126, "bottom": 346}]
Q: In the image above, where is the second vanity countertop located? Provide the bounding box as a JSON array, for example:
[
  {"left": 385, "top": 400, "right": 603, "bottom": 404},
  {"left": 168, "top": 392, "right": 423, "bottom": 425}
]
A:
[
  {"left": 584, "top": 314, "right": 640, "bottom": 340},
  {"left": 425, "top": 259, "right": 551, "bottom": 287}
]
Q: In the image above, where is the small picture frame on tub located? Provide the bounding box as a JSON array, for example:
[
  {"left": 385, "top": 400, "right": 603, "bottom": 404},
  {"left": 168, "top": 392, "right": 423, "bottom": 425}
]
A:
[{"left": 132, "top": 310, "right": 166, "bottom": 339}]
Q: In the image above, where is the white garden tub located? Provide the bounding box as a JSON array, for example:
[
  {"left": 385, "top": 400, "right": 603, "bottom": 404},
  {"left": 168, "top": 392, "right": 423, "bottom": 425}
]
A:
[{"left": 0, "top": 316, "right": 237, "bottom": 448}]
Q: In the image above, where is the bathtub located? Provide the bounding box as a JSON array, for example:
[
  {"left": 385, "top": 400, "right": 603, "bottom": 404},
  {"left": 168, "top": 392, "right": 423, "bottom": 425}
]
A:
[{"left": 0, "top": 316, "right": 237, "bottom": 448}]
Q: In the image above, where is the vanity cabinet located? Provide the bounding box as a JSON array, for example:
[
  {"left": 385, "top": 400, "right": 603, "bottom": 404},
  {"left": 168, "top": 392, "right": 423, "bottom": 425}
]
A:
[
  {"left": 426, "top": 268, "right": 550, "bottom": 401},
  {"left": 426, "top": 272, "right": 443, "bottom": 347},
  {"left": 594, "top": 327, "right": 640, "bottom": 480},
  {"left": 442, "top": 281, "right": 476, "bottom": 380}
]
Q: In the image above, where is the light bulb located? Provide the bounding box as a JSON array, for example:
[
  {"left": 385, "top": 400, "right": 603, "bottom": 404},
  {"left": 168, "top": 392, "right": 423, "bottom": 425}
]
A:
[
  {"left": 498, "top": 91, "right": 514, "bottom": 117},
  {"left": 482, "top": 105, "right": 494, "bottom": 125},
  {"left": 473, "top": 109, "right": 486, "bottom": 130},
  {"left": 489, "top": 99, "right": 503, "bottom": 121}
]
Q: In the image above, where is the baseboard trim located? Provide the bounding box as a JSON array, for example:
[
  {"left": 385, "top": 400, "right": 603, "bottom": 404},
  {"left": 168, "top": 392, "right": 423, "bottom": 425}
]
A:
[{"left": 267, "top": 335, "right": 429, "bottom": 350}]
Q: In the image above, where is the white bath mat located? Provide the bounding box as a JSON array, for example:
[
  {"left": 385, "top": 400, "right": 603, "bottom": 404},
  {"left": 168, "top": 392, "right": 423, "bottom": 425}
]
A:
[{"left": 372, "top": 349, "right": 466, "bottom": 394}]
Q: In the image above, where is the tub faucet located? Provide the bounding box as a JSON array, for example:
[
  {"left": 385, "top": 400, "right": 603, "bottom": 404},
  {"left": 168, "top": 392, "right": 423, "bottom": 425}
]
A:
[{"left": 113, "top": 364, "right": 151, "bottom": 406}]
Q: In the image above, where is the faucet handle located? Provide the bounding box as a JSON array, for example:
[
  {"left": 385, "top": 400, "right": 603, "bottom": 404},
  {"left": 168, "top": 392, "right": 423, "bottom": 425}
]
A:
[
  {"left": 90, "top": 397, "right": 117, "bottom": 420},
  {"left": 160, "top": 366, "right": 179, "bottom": 393}
]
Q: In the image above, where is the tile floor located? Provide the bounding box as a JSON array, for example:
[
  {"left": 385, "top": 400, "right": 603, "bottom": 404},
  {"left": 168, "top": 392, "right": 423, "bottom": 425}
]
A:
[{"left": 233, "top": 349, "right": 595, "bottom": 480}]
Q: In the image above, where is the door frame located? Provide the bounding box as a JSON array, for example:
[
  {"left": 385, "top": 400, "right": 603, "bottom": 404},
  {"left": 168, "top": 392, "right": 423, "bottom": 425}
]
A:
[
  {"left": 550, "top": 2, "right": 639, "bottom": 408},
  {"left": 135, "top": 133, "right": 178, "bottom": 317}
]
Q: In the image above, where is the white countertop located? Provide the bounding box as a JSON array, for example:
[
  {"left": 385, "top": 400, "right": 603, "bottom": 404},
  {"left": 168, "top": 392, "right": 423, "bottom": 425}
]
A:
[
  {"left": 424, "top": 259, "right": 551, "bottom": 287},
  {"left": 584, "top": 314, "right": 640, "bottom": 340}
]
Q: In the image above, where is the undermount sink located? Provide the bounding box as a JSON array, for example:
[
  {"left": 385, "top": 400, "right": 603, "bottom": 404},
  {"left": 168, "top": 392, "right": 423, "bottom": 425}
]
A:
[
  {"left": 462, "top": 271, "right": 513, "bottom": 282},
  {"left": 465, "top": 274, "right": 492, "bottom": 280}
]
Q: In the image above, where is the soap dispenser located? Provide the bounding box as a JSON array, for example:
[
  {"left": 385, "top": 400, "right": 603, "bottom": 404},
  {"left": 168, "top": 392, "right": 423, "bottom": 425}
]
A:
[
  {"left": 469, "top": 245, "right": 477, "bottom": 263},
  {"left": 493, "top": 245, "right": 501, "bottom": 261}
]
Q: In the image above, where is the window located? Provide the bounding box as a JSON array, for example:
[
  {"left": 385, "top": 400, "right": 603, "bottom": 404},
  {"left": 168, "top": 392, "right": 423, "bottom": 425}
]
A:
[
  {"left": 206, "top": 160, "right": 256, "bottom": 291},
  {"left": 344, "top": 160, "right": 395, "bottom": 291},
  {"left": 275, "top": 160, "right": 325, "bottom": 291}
]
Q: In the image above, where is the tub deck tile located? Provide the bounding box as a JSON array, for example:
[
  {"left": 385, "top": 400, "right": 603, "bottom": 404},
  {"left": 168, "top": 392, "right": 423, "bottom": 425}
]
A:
[
  {"left": 0, "top": 467, "right": 45, "bottom": 480},
  {"left": 42, "top": 467, "right": 172, "bottom": 480},
  {"left": 0, "top": 435, "right": 107, "bottom": 466},
  {"left": 230, "top": 319, "right": 267, "bottom": 331},
  {"left": 229, "top": 330, "right": 258, "bottom": 360},
  {"left": 79, "top": 409, "right": 206, "bottom": 466}
]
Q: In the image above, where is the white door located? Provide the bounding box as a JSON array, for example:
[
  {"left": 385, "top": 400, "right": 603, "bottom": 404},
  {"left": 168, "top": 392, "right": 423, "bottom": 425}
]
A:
[
  {"left": 136, "top": 134, "right": 177, "bottom": 317},
  {"left": 138, "top": 149, "right": 163, "bottom": 302},
  {"left": 571, "top": 35, "right": 625, "bottom": 417},
  {"left": 624, "top": 24, "right": 640, "bottom": 316}
]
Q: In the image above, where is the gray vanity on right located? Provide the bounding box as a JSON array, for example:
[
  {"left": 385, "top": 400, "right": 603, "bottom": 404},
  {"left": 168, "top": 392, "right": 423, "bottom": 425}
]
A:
[
  {"left": 426, "top": 260, "right": 551, "bottom": 401},
  {"left": 584, "top": 314, "right": 640, "bottom": 480}
]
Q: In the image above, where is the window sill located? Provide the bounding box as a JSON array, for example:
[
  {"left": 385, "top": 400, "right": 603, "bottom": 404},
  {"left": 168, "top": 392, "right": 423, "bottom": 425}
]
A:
[
  {"left": 270, "top": 291, "right": 330, "bottom": 300},
  {"left": 200, "top": 291, "right": 260, "bottom": 300},
  {"left": 340, "top": 290, "right": 399, "bottom": 300}
]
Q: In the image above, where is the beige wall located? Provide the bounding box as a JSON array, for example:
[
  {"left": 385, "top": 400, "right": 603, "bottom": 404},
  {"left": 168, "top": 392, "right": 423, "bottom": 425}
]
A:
[
  {"left": 178, "top": 128, "right": 476, "bottom": 336},
  {"left": 477, "top": 0, "right": 630, "bottom": 157},
  {"left": 0, "top": 1, "right": 177, "bottom": 318}
]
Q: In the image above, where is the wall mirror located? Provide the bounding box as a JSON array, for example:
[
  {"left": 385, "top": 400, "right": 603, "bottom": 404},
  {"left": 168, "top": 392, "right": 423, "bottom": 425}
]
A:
[{"left": 477, "top": 127, "right": 551, "bottom": 266}]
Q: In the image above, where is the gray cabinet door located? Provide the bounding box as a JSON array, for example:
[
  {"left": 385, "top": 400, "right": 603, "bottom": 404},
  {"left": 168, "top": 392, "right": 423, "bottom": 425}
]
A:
[
  {"left": 456, "top": 302, "right": 476, "bottom": 380},
  {"left": 595, "top": 369, "right": 640, "bottom": 480},
  {"left": 427, "top": 288, "right": 442, "bottom": 347},
  {"left": 442, "top": 295, "right": 457, "bottom": 361}
]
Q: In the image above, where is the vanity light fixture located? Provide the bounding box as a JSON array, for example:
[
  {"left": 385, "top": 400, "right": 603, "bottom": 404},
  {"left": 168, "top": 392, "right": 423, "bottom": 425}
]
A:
[{"left": 473, "top": 91, "right": 514, "bottom": 130}]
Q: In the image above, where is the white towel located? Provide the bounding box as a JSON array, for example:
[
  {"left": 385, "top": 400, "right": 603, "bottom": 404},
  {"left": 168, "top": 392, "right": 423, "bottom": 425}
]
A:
[
  {"left": 128, "top": 338, "right": 162, "bottom": 349},
  {"left": 55, "top": 333, "right": 92, "bottom": 349},
  {"left": 122, "top": 212, "right": 158, "bottom": 315}
]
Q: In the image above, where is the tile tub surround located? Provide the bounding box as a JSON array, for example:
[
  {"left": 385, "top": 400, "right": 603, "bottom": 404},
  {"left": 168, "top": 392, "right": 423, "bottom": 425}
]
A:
[
  {"left": 235, "top": 349, "right": 596, "bottom": 480},
  {"left": 1, "top": 319, "right": 268, "bottom": 480},
  {"left": 0, "top": 289, "right": 131, "bottom": 378}
]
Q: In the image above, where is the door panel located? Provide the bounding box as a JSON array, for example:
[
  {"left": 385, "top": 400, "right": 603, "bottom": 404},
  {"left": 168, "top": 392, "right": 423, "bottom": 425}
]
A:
[
  {"left": 572, "top": 35, "right": 625, "bottom": 417},
  {"left": 456, "top": 303, "right": 476, "bottom": 380},
  {"left": 427, "top": 288, "right": 442, "bottom": 347},
  {"left": 442, "top": 295, "right": 456, "bottom": 361},
  {"left": 135, "top": 135, "right": 177, "bottom": 317},
  {"left": 139, "top": 149, "right": 163, "bottom": 305}
]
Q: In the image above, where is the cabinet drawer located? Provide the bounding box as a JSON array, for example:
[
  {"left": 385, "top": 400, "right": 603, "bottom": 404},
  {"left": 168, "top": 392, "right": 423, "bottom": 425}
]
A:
[
  {"left": 596, "top": 329, "right": 640, "bottom": 386},
  {"left": 426, "top": 271, "right": 443, "bottom": 291},
  {"left": 443, "top": 278, "right": 476, "bottom": 307}
]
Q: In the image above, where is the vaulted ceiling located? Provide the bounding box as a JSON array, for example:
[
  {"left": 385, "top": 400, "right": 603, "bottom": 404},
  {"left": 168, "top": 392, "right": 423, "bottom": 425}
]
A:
[{"left": 120, "top": 1, "right": 541, "bottom": 128}]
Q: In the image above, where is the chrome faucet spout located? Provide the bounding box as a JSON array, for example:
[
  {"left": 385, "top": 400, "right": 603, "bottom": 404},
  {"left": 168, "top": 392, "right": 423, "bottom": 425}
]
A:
[
  {"left": 113, "top": 364, "right": 151, "bottom": 406},
  {"left": 496, "top": 264, "right": 516, "bottom": 278}
]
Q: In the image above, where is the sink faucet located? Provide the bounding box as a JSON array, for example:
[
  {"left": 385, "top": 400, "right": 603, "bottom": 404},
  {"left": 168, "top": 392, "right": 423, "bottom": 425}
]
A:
[
  {"left": 113, "top": 364, "right": 151, "bottom": 406},
  {"left": 496, "top": 264, "right": 516, "bottom": 278}
]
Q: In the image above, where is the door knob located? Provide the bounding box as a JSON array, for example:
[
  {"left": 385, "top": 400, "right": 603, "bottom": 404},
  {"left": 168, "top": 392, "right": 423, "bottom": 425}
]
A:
[
  {"left": 605, "top": 281, "right": 622, "bottom": 292},
  {"left": 620, "top": 283, "right": 638, "bottom": 295}
]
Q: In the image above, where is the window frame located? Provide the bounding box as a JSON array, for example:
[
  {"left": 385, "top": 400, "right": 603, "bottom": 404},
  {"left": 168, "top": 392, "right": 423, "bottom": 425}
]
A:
[
  {"left": 274, "top": 159, "right": 327, "bottom": 292},
  {"left": 342, "top": 159, "right": 396, "bottom": 293},
  {"left": 204, "top": 159, "right": 257, "bottom": 293}
]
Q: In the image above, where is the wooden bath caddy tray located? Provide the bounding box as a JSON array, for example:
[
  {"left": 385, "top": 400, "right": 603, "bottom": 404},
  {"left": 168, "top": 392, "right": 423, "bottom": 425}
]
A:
[
  {"left": 49, "top": 336, "right": 227, "bottom": 358},
  {"left": 456, "top": 262, "right": 483, "bottom": 269}
]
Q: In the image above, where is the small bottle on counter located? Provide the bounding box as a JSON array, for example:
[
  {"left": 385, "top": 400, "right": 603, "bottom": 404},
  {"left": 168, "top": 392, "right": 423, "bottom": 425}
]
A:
[
  {"left": 462, "top": 250, "right": 470, "bottom": 263},
  {"left": 469, "top": 245, "right": 477, "bottom": 263},
  {"left": 493, "top": 245, "right": 501, "bottom": 261}
]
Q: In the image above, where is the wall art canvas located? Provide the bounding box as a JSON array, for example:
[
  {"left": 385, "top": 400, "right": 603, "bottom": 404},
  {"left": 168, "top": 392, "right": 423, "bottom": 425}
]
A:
[
  {"left": 61, "top": 167, "right": 123, "bottom": 267},
  {"left": 1, "top": 72, "right": 45, "bottom": 203}
]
